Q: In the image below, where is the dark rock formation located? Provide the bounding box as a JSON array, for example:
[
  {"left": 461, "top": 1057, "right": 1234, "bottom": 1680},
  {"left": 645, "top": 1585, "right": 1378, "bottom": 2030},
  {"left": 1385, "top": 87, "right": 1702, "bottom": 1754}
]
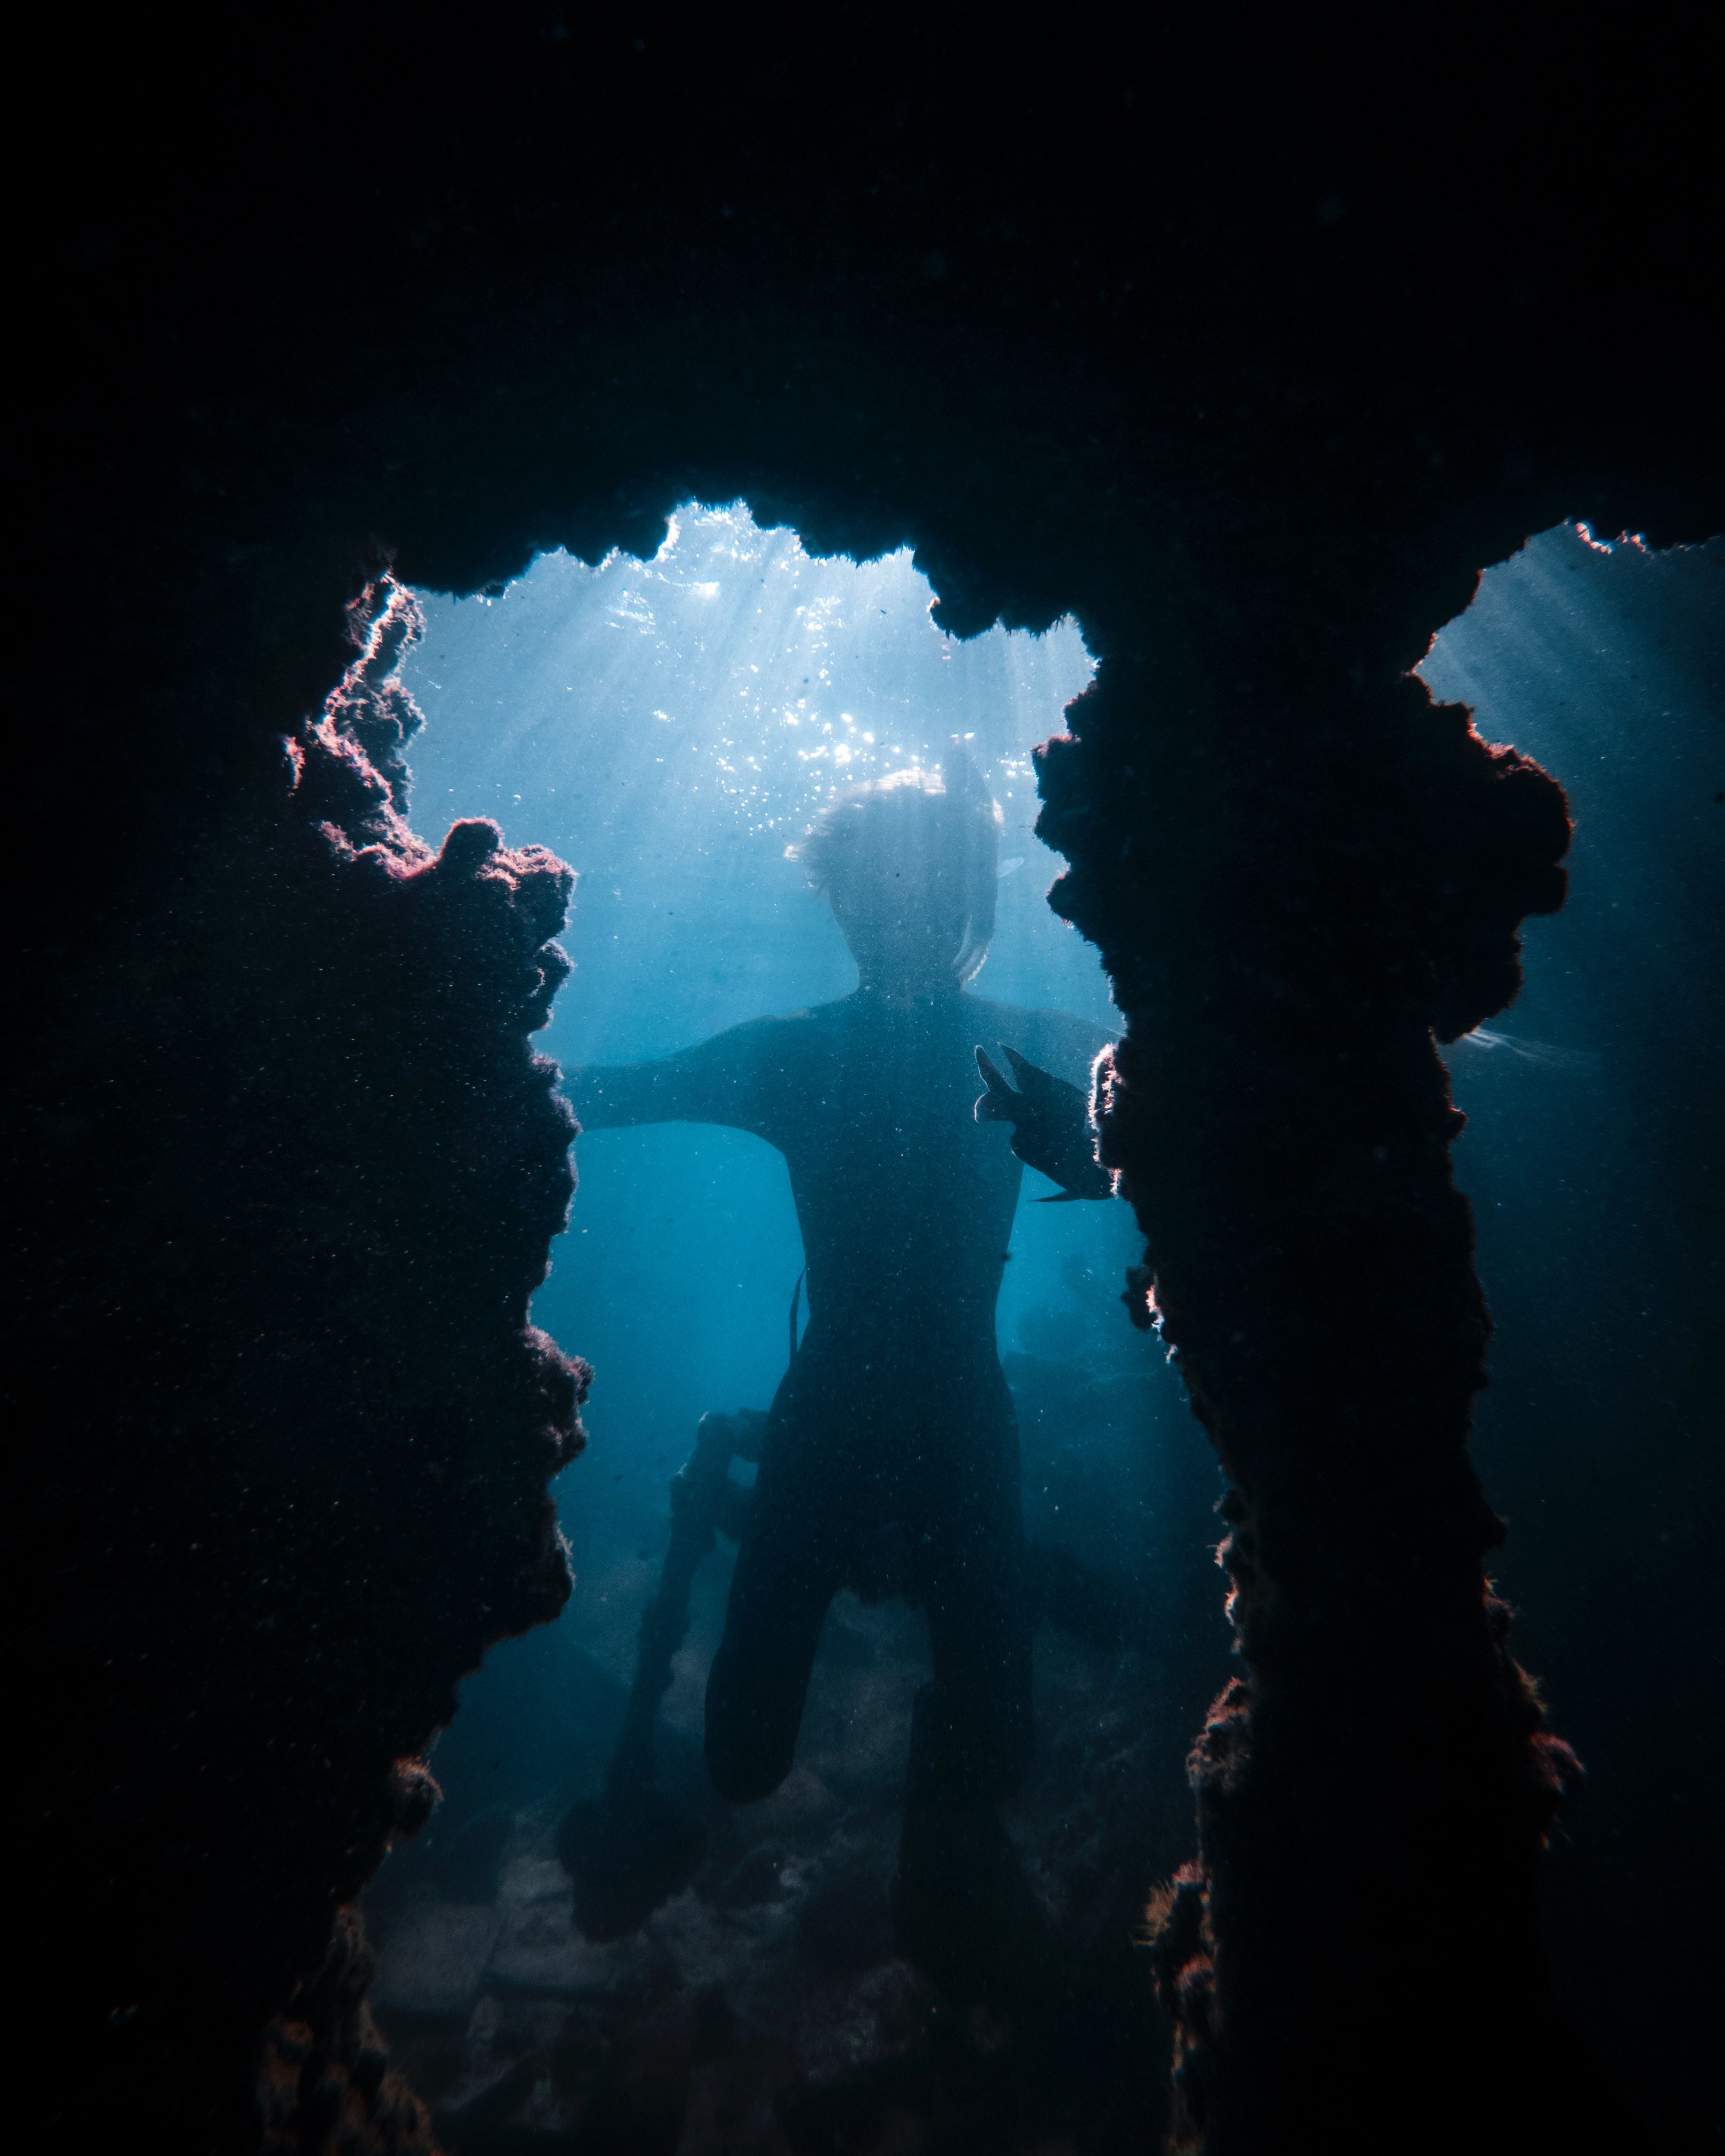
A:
[
  {"left": 16, "top": 583, "right": 587, "bottom": 2146},
  {"left": 11, "top": 10, "right": 1720, "bottom": 2150},
  {"left": 1068, "top": 658, "right": 1585, "bottom": 2145}
]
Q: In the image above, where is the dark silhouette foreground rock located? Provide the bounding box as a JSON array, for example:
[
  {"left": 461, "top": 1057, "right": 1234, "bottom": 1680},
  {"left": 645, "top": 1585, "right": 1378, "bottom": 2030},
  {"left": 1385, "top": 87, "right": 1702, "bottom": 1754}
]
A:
[{"left": 12, "top": 12, "right": 1720, "bottom": 2149}]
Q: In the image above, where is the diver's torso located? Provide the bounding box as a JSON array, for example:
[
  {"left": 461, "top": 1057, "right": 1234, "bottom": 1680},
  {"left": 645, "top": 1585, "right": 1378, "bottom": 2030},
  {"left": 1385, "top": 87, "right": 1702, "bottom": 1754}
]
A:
[
  {"left": 758, "top": 988, "right": 1024, "bottom": 1369},
  {"left": 736, "top": 985, "right": 1102, "bottom": 1551}
]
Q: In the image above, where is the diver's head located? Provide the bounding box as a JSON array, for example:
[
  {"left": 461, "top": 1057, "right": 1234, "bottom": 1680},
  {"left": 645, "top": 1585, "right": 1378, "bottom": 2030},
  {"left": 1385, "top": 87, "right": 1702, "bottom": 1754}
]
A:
[{"left": 796, "top": 761, "right": 1002, "bottom": 996}]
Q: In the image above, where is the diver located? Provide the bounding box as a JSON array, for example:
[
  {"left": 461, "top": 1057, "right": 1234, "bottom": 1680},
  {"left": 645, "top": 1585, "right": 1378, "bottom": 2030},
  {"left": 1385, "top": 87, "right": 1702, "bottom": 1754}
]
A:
[{"left": 564, "top": 758, "right": 1115, "bottom": 1980}]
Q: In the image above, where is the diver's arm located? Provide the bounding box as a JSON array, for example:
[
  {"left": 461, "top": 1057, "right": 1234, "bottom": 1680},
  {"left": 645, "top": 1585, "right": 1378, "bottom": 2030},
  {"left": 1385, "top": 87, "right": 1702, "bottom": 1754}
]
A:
[
  {"left": 974, "top": 1044, "right": 1115, "bottom": 1202},
  {"left": 565, "top": 1016, "right": 791, "bottom": 1137}
]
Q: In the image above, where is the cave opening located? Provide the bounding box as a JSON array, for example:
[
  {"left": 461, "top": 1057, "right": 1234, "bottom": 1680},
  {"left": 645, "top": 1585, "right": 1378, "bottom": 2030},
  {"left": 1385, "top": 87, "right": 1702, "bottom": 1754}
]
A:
[{"left": 355, "top": 501, "right": 1235, "bottom": 2131}]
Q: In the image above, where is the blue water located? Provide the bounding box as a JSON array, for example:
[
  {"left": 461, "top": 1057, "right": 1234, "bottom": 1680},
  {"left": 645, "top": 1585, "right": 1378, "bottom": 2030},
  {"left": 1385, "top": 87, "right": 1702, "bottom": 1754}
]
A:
[{"left": 398, "top": 502, "right": 1182, "bottom": 1775}]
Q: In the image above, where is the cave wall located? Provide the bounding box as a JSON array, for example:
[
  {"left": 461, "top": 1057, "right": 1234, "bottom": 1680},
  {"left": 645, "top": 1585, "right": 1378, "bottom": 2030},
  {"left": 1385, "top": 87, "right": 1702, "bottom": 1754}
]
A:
[
  {"left": 17, "top": 580, "right": 589, "bottom": 2146},
  {"left": 11, "top": 11, "right": 1721, "bottom": 2150}
]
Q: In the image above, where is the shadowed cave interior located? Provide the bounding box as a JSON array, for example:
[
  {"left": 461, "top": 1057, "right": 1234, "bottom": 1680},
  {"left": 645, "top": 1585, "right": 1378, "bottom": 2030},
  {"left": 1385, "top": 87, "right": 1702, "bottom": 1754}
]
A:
[{"left": 14, "top": 19, "right": 1723, "bottom": 2154}]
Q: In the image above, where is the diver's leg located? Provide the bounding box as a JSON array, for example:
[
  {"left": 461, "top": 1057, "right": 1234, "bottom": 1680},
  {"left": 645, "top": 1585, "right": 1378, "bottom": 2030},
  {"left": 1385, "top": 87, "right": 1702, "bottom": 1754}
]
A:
[
  {"left": 894, "top": 1447, "right": 1046, "bottom": 1991},
  {"left": 917, "top": 1457, "right": 1034, "bottom": 1801},
  {"left": 704, "top": 1479, "right": 835, "bottom": 1803}
]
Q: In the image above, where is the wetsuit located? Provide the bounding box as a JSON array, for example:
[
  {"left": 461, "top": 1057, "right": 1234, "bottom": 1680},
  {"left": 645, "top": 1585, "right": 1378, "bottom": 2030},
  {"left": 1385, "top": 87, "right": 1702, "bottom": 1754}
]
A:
[{"left": 566, "top": 984, "right": 1113, "bottom": 1810}]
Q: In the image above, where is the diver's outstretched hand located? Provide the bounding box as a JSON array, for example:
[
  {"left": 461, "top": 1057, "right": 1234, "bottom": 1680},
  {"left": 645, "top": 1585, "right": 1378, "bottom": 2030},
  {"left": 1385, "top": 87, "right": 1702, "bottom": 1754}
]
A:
[{"left": 973, "top": 1045, "right": 1114, "bottom": 1202}]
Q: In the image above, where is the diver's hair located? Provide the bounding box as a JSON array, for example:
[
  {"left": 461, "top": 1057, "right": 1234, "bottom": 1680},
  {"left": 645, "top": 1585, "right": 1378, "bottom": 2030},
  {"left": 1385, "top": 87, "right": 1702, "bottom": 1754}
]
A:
[{"left": 792, "top": 755, "right": 1002, "bottom": 984}]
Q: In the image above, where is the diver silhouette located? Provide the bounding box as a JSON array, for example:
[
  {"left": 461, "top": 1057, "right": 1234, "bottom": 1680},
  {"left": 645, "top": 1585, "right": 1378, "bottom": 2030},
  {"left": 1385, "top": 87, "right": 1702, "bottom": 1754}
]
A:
[{"left": 565, "top": 760, "right": 1114, "bottom": 1978}]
